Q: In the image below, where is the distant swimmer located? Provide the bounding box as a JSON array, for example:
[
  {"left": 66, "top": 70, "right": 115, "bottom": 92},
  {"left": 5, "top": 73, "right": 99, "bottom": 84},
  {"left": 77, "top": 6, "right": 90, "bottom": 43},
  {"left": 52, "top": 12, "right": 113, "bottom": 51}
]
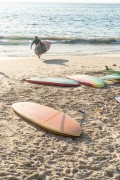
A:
[{"left": 30, "top": 36, "right": 42, "bottom": 59}]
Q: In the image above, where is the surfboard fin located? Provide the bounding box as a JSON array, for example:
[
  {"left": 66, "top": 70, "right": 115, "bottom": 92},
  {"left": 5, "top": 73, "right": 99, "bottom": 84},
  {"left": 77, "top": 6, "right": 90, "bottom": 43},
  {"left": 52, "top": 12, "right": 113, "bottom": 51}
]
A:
[
  {"left": 105, "top": 66, "right": 113, "bottom": 70},
  {"left": 105, "top": 65, "right": 109, "bottom": 70}
]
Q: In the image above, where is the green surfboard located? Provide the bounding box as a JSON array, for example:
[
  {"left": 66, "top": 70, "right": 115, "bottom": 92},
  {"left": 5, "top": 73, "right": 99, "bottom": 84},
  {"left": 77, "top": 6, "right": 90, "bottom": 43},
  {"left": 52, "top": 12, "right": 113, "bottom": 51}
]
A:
[
  {"left": 101, "top": 74, "right": 120, "bottom": 80},
  {"left": 101, "top": 69, "right": 120, "bottom": 74}
]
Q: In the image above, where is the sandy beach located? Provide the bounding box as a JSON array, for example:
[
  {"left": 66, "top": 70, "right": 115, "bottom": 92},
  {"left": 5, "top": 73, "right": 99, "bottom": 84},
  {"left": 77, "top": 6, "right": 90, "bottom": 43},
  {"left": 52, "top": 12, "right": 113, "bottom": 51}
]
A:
[{"left": 0, "top": 54, "right": 120, "bottom": 180}]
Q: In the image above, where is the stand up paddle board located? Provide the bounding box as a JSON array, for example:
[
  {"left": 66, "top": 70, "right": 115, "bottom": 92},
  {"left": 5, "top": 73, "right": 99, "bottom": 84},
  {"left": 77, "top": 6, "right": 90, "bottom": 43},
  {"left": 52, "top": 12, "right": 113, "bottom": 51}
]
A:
[
  {"left": 24, "top": 77, "right": 80, "bottom": 87},
  {"left": 101, "top": 74, "right": 120, "bottom": 80},
  {"left": 12, "top": 102, "right": 82, "bottom": 137},
  {"left": 115, "top": 97, "right": 120, "bottom": 103},
  {"left": 35, "top": 41, "right": 51, "bottom": 55},
  {"left": 67, "top": 74, "right": 105, "bottom": 88}
]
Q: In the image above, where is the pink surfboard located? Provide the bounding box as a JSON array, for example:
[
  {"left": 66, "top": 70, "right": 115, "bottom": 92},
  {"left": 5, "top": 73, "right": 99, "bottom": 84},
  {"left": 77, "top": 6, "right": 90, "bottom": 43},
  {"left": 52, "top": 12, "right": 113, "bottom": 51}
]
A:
[
  {"left": 12, "top": 102, "right": 82, "bottom": 137},
  {"left": 35, "top": 41, "right": 51, "bottom": 55},
  {"left": 67, "top": 74, "right": 105, "bottom": 88}
]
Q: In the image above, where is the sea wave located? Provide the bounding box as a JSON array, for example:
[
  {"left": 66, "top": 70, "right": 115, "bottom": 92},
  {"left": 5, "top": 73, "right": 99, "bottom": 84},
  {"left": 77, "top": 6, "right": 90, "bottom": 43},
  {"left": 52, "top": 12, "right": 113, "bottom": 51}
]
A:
[
  {"left": 0, "top": 35, "right": 120, "bottom": 45},
  {"left": 43, "top": 36, "right": 120, "bottom": 45}
]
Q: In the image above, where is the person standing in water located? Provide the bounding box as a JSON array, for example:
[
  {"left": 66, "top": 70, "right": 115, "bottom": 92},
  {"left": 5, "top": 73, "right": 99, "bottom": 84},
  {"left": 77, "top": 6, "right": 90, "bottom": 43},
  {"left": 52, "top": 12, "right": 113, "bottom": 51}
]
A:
[{"left": 30, "top": 36, "right": 42, "bottom": 59}]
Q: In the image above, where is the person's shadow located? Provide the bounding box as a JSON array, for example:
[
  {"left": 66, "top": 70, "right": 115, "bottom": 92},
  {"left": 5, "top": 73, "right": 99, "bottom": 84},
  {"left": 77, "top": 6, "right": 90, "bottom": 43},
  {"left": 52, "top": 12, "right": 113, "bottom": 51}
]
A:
[{"left": 43, "top": 59, "right": 69, "bottom": 66}]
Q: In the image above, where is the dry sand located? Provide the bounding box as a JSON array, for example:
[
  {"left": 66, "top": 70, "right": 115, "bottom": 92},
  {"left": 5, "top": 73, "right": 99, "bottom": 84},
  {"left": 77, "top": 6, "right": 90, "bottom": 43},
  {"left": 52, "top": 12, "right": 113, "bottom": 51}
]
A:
[{"left": 0, "top": 54, "right": 120, "bottom": 180}]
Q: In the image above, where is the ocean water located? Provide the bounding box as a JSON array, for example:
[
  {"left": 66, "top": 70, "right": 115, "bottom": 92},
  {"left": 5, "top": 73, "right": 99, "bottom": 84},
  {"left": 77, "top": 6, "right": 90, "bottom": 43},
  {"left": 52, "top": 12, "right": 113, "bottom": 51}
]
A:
[{"left": 0, "top": 2, "right": 120, "bottom": 57}]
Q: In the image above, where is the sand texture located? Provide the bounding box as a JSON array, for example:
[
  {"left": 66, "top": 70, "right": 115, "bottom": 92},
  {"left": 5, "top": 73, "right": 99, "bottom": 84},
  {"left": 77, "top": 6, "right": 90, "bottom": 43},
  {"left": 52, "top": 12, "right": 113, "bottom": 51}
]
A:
[{"left": 0, "top": 55, "right": 120, "bottom": 180}]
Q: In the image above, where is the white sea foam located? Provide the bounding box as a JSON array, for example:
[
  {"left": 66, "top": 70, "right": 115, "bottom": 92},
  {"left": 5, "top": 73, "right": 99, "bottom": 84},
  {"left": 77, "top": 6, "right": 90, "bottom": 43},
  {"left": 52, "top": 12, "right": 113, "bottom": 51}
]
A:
[{"left": 0, "top": 2, "right": 120, "bottom": 57}]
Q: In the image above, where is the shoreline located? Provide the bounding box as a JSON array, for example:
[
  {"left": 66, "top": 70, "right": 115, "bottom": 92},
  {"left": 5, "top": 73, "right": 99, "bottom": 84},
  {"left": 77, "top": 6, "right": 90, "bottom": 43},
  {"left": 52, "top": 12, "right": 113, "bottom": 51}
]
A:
[
  {"left": 0, "top": 54, "right": 120, "bottom": 179},
  {"left": 1, "top": 52, "right": 120, "bottom": 60}
]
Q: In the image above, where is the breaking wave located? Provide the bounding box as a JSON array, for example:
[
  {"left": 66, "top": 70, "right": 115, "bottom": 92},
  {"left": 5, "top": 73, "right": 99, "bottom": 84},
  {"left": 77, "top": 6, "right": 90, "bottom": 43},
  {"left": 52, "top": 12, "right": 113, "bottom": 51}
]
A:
[{"left": 0, "top": 35, "right": 120, "bottom": 45}]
